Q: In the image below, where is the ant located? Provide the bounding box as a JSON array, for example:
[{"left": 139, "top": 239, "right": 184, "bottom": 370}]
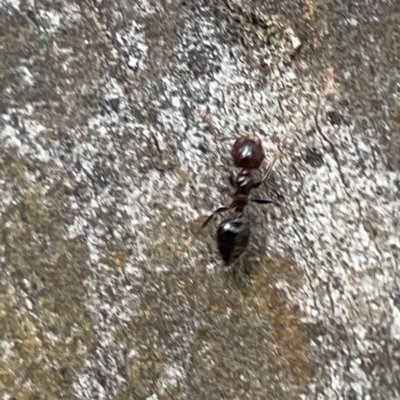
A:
[{"left": 181, "top": 134, "right": 282, "bottom": 265}]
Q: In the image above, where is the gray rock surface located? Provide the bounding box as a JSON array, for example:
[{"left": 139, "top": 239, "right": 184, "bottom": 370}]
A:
[{"left": 0, "top": 0, "right": 399, "bottom": 399}]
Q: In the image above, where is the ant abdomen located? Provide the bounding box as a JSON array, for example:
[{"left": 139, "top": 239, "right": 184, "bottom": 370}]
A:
[{"left": 217, "top": 218, "right": 251, "bottom": 265}]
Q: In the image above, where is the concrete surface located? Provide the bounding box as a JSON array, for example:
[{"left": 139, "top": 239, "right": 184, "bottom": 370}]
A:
[{"left": 0, "top": 0, "right": 399, "bottom": 399}]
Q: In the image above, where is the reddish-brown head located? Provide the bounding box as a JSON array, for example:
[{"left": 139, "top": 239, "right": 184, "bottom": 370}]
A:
[{"left": 231, "top": 136, "right": 265, "bottom": 169}]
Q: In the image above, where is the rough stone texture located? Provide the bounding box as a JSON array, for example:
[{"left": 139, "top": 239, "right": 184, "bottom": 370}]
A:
[{"left": 0, "top": 0, "right": 399, "bottom": 399}]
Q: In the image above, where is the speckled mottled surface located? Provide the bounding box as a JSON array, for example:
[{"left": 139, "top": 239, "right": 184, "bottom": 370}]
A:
[{"left": 0, "top": 0, "right": 399, "bottom": 399}]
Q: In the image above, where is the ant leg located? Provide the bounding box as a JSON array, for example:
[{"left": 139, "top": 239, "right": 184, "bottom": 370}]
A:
[
  {"left": 253, "top": 151, "right": 282, "bottom": 188},
  {"left": 229, "top": 171, "right": 235, "bottom": 186},
  {"left": 180, "top": 206, "right": 230, "bottom": 251},
  {"left": 251, "top": 199, "right": 281, "bottom": 207}
]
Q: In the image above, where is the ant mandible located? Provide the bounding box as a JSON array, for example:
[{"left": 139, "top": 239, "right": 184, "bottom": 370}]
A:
[{"left": 181, "top": 132, "right": 282, "bottom": 265}]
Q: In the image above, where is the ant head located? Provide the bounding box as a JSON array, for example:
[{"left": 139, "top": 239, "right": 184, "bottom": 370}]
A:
[{"left": 232, "top": 136, "right": 264, "bottom": 169}]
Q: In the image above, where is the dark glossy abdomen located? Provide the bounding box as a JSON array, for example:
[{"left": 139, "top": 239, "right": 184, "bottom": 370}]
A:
[{"left": 217, "top": 218, "right": 251, "bottom": 265}]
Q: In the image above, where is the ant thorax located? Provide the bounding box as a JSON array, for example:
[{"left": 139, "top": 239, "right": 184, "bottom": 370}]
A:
[{"left": 235, "top": 171, "right": 255, "bottom": 195}]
